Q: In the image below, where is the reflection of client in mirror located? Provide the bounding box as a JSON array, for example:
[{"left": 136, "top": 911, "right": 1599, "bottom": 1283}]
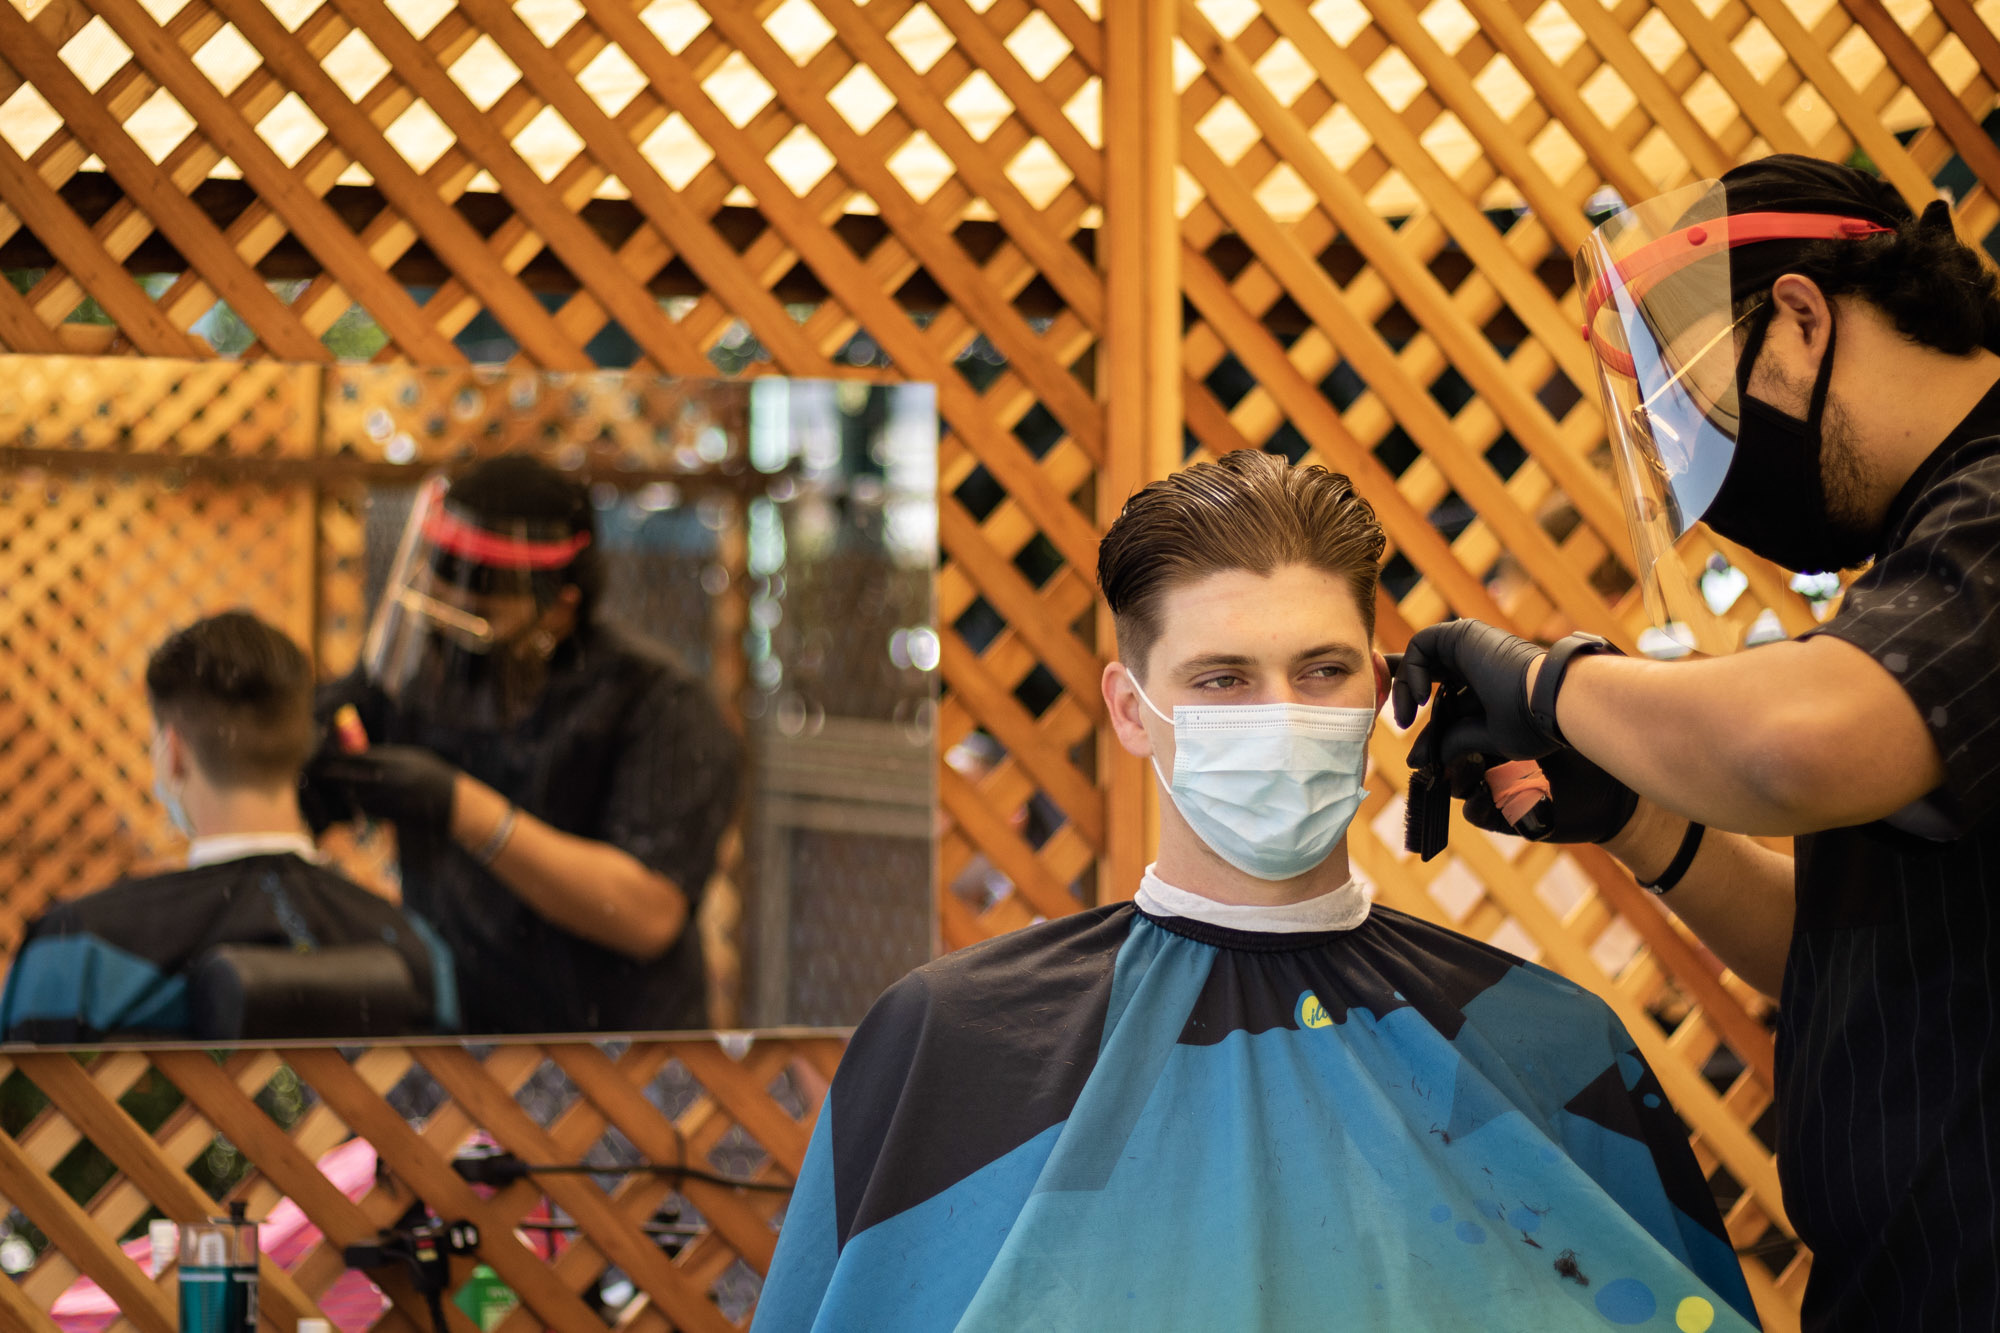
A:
[
  {"left": 308, "top": 455, "right": 741, "bottom": 1034},
  {"left": 0, "top": 613, "right": 454, "bottom": 1042}
]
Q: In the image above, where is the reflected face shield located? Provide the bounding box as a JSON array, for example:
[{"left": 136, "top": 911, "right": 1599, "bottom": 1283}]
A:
[
  {"left": 362, "top": 475, "right": 591, "bottom": 729},
  {"left": 1574, "top": 182, "right": 1888, "bottom": 628}
]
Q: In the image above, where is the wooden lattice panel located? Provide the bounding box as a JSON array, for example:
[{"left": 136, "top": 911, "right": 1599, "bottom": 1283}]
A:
[
  {"left": 317, "top": 363, "right": 752, "bottom": 473},
  {"left": 0, "top": 1033, "right": 841, "bottom": 1330},
  {"left": 0, "top": 0, "right": 1996, "bottom": 1326},
  {"left": 0, "top": 468, "right": 319, "bottom": 947},
  {"left": 0, "top": 355, "right": 317, "bottom": 459}
]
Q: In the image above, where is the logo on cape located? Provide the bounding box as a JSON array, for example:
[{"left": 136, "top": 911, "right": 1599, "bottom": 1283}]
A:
[{"left": 1296, "top": 990, "right": 1333, "bottom": 1029}]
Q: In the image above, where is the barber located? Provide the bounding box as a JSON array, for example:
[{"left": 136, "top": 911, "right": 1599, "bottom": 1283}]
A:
[
  {"left": 308, "top": 455, "right": 741, "bottom": 1033},
  {"left": 1392, "top": 156, "right": 2000, "bottom": 1331}
]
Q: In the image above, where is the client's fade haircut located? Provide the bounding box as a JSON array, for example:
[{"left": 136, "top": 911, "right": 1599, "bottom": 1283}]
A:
[
  {"left": 1098, "top": 451, "right": 1385, "bottom": 677},
  {"left": 145, "top": 611, "right": 316, "bottom": 789}
]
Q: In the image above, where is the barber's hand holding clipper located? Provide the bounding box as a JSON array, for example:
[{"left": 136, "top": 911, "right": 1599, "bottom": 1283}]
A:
[
  {"left": 299, "top": 705, "right": 459, "bottom": 836},
  {"left": 1390, "top": 619, "right": 1619, "bottom": 760},
  {"left": 1394, "top": 619, "right": 1710, "bottom": 898},
  {"left": 1457, "top": 746, "right": 1639, "bottom": 846},
  {"left": 1393, "top": 621, "right": 1628, "bottom": 835},
  {"left": 309, "top": 745, "right": 460, "bottom": 831}
]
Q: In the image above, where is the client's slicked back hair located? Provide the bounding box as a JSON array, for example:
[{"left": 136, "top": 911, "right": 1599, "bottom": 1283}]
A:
[{"left": 1098, "top": 451, "right": 1385, "bottom": 679}]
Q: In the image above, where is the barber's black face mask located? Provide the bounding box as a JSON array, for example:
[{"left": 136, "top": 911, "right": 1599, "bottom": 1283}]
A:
[{"left": 1701, "top": 306, "right": 1875, "bottom": 574}]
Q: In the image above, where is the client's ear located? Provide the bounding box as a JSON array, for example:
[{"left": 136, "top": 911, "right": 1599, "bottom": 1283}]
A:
[
  {"left": 156, "top": 724, "right": 189, "bottom": 781},
  {"left": 1372, "top": 651, "right": 1392, "bottom": 714},
  {"left": 1102, "top": 662, "right": 1156, "bottom": 758}
]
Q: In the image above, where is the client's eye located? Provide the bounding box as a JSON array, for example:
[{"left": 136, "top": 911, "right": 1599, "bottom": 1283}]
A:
[{"left": 1195, "top": 674, "right": 1243, "bottom": 691}]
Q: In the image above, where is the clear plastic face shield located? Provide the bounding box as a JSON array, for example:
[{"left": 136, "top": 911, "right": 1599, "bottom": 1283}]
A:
[
  {"left": 1575, "top": 181, "right": 1889, "bottom": 636},
  {"left": 362, "top": 475, "right": 591, "bottom": 729}
]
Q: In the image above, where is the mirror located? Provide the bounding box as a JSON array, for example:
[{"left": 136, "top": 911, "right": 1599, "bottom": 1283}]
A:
[{"left": 0, "top": 354, "right": 938, "bottom": 1038}]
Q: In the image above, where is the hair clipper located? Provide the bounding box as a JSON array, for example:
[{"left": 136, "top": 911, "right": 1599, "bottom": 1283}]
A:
[
  {"left": 1390, "top": 653, "right": 1453, "bottom": 861},
  {"left": 1395, "top": 652, "right": 1555, "bottom": 855}
]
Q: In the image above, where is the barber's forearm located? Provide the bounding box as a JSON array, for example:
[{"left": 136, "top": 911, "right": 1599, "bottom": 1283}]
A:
[
  {"left": 1547, "top": 654, "right": 1807, "bottom": 831},
  {"left": 1548, "top": 651, "right": 1869, "bottom": 833},
  {"left": 1603, "top": 799, "right": 1795, "bottom": 998},
  {"left": 1541, "top": 637, "right": 1945, "bottom": 834},
  {"left": 449, "top": 776, "right": 689, "bottom": 960}
]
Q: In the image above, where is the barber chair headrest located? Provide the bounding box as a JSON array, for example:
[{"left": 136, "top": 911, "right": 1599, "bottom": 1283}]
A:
[{"left": 187, "top": 943, "right": 429, "bottom": 1040}]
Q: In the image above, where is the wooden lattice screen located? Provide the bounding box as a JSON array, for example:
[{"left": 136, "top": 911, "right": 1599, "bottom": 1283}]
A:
[
  {"left": 0, "top": 1034, "right": 841, "bottom": 1331},
  {"left": 2, "top": 0, "right": 1999, "bottom": 1325}
]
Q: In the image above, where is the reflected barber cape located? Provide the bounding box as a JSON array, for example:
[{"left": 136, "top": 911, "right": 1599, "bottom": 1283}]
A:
[{"left": 755, "top": 899, "right": 1759, "bottom": 1332}]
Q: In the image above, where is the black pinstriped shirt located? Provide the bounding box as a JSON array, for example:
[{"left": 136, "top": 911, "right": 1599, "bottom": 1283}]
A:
[{"left": 1785, "top": 382, "right": 2000, "bottom": 1332}]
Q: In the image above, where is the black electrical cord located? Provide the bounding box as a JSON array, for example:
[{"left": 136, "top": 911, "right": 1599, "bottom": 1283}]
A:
[
  {"left": 452, "top": 1150, "right": 792, "bottom": 1195},
  {"left": 514, "top": 1218, "right": 706, "bottom": 1239}
]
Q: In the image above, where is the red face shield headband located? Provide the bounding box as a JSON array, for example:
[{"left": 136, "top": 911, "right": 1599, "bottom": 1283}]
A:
[
  {"left": 421, "top": 505, "right": 592, "bottom": 570},
  {"left": 1581, "top": 210, "right": 1892, "bottom": 378}
]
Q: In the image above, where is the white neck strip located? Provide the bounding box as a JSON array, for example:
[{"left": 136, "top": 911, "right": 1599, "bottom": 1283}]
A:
[
  {"left": 185, "top": 832, "right": 322, "bottom": 869},
  {"left": 1135, "top": 864, "right": 1371, "bottom": 934}
]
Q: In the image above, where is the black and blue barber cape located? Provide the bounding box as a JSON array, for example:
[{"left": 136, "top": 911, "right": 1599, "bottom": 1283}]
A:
[
  {"left": 756, "top": 902, "right": 1758, "bottom": 1332},
  {"left": 0, "top": 853, "right": 455, "bottom": 1041}
]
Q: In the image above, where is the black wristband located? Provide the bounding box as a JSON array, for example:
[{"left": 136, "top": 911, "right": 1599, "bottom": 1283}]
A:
[
  {"left": 1638, "top": 821, "right": 1705, "bottom": 894},
  {"left": 1529, "top": 633, "right": 1618, "bottom": 745}
]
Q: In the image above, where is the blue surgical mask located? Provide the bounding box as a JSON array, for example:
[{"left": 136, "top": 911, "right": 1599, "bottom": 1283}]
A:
[
  {"left": 153, "top": 772, "right": 195, "bottom": 839},
  {"left": 1130, "top": 674, "right": 1375, "bottom": 881}
]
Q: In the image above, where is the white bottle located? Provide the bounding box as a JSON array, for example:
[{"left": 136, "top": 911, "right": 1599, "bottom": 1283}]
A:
[{"left": 147, "top": 1219, "right": 176, "bottom": 1276}]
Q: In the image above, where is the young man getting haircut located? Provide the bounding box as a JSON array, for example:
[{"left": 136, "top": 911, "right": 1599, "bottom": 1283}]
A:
[
  {"left": 1, "top": 612, "right": 454, "bottom": 1041},
  {"left": 755, "top": 452, "right": 1757, "bottom": 1331}
]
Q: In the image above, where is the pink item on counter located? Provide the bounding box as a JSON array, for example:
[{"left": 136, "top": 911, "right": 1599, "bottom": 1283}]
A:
[{"left": 49, "top": 1138, "right": 389, "bottom": 1332}]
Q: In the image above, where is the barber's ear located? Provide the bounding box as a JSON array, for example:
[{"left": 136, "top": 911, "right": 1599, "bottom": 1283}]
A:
[
  {"left": 1373, "top": 651, "right": 1392, "bottom": 714},
  {"left": 1102, "top": 662, "right": 1156, "bottom": 759},
  {"left": 1769, "top": 273, "right": 1833, "bottom": 355}
]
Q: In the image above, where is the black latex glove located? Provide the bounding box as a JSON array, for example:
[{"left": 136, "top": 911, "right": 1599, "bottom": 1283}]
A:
[
  {"left": 297, "top": 765, "right": 346, "bottom": 836},
  {"left": 1391, "top": 619, "right": 1554, "bottom": 760},
  {"left": 297, "top": 725, "right": 355, "bottom": 835},
  {"left": 1407, "top": 686, "right": 1638, "bottom": 844},
  {"left": 305, "top": 745, "right": 459, "bottom": 831},
  {"left": 1455, "top": 746, "right": 1639, "bottom": 844}
]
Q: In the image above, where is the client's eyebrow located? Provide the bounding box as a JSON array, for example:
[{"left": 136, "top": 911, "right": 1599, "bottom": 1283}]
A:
[
  {"left": 1173, "top": 643, "right": 1366, "bottom": 676},
  {"left": 1175, "top": 652, "right": 1255, "bottom": 675},
  {"left": 1294, "top": 643, "right": 1367, "bottom": 671}
]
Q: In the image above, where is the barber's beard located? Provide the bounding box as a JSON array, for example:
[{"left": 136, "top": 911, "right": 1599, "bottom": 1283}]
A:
[
  {"left": 1740, "top": 355, "right": 1880, "bottom": 571},
  {"left": 407, "top": 634, "right": 553, "bottom": 729},
  {"left": 1817, "top": 398, "right": 1881, "bottom": 563}
]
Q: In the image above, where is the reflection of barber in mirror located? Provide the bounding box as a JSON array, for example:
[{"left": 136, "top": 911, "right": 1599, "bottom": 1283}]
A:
[
  {"left": 1395, "top": 156, "right": 2000, "bottom": 1333},
  {"left": 0, "top": 613, "right": 453, "bottom": 1042},
  {"left": 307, "top": 455, "right": 741, "bottom": 1034},
  {"left": 755, "top": 452, "right": 1758, "bottom": 1332}
]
